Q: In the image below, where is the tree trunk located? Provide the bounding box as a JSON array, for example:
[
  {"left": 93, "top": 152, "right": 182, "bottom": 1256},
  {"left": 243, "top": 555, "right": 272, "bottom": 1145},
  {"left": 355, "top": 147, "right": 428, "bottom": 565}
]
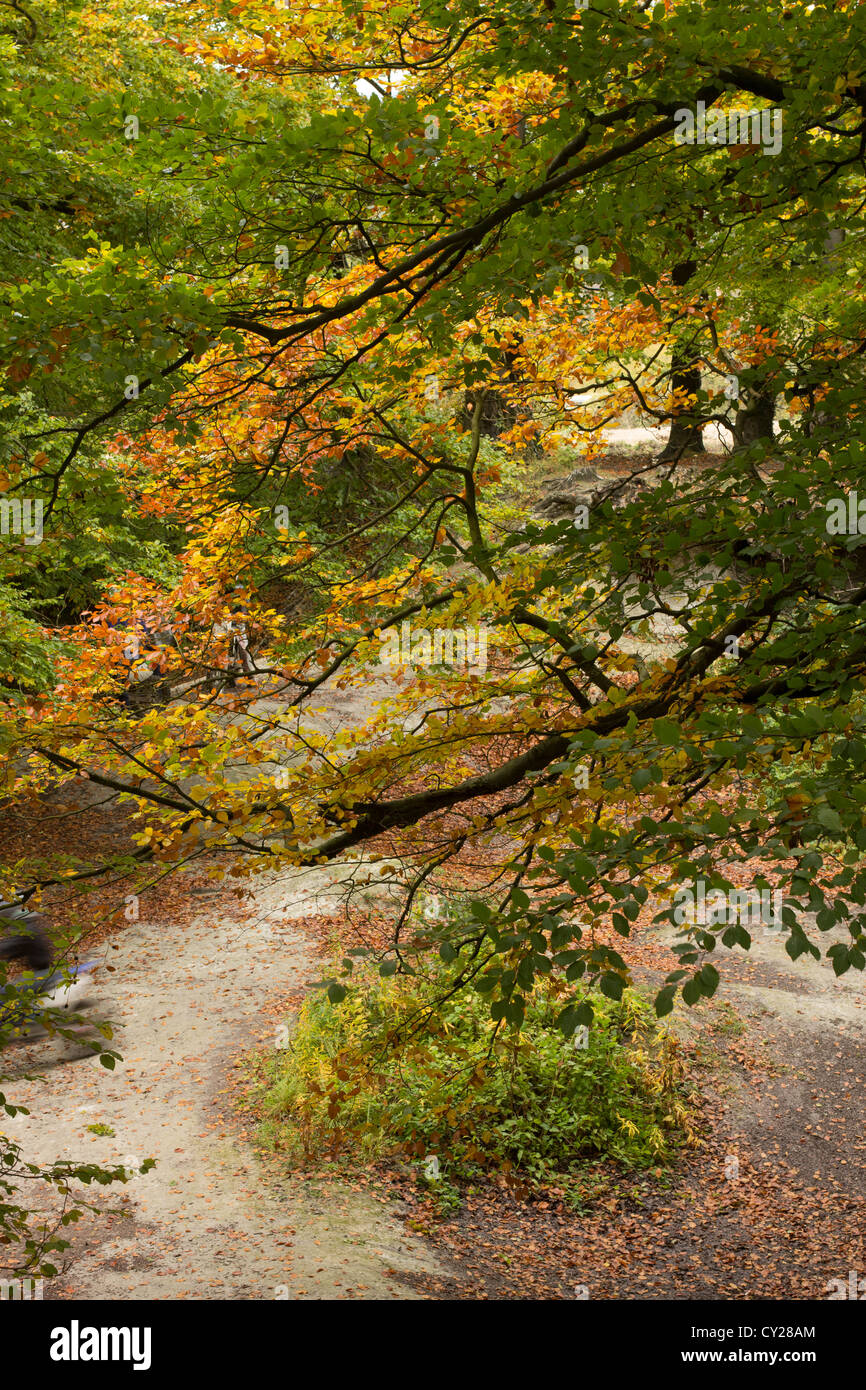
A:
[
  {"left": 461, "top": 389, "right": 518, "bottom": 438},
  {"left": 733, "top": 389, "right": 775, "bottom": 449},
  {"left": 658, "top": 259, "right": 704, "bottom": 463},
  {"left": 658, "top": 349, "right": 704, "bottom": 461},
  {"left": 461, "top": 337, "right": 525, "bottom": 443}
]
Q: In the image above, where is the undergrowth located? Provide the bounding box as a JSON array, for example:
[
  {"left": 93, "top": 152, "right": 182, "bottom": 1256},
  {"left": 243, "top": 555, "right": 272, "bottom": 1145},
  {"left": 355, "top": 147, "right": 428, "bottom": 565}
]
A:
[{"left": 259, "top": 956, "right": 700, "bottom": 1208}]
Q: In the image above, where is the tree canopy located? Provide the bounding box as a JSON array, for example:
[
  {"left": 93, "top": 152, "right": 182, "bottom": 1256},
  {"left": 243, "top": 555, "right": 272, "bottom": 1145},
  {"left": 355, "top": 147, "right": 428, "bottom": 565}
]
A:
[{"left": 2, "top": 0, "right": 866, "bottom": 1048}]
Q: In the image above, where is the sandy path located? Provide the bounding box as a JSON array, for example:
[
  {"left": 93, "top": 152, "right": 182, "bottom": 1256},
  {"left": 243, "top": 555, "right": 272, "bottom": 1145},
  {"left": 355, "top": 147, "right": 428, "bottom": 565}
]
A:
[
  {"left": 3, "top": 866, "right": 452, "bottom": 1300},
  {"left": 709, "top": 917, "right": 866, "bottom": 1197}
]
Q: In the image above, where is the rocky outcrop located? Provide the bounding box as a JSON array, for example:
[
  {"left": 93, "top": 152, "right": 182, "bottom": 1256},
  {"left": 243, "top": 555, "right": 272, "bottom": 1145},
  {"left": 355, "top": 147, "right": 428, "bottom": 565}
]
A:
[
  {"left": 534, "top": 467, "right": 605, "bottom": 519},
  {"left": 534, "top": 462, "right": 702, "bottom": 521}
]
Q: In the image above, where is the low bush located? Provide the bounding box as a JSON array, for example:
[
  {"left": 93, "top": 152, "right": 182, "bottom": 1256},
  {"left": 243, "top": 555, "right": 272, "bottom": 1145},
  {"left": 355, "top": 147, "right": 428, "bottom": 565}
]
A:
[{"left": 260, "top": 957, "right": 699, "bottom": 1196}]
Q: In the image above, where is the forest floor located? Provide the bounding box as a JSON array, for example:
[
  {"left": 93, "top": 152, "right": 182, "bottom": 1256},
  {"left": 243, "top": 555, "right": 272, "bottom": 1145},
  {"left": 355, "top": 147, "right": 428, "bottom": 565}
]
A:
[
  {"left": 5, "top": 717, "right": 864, "bottom": 1301},
  {"left": 1, "top": 764, "right": 463, "bottom": 1299}
]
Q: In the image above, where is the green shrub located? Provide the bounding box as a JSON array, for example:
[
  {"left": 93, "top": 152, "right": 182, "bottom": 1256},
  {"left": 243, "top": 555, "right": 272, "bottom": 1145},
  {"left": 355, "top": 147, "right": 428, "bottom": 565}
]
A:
[{"left": 260, "top": 961, "right": 699, "bottom": 1193}]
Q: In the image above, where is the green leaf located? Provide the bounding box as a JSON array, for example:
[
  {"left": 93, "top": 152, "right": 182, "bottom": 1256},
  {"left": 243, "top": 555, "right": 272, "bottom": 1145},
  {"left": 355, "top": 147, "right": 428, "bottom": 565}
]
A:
[
  {"left": 699, "top": 963, "right": 720, "bottom": 996},
  {"left": 681, "top": 976, "right": 702, "bottom": 1006},
  {"left": 816, "top": 804, "right": 844, "bottom": 832},
  {"left": 599, "top": 972, "right": 624, "bottom": 1001},
  {"left": 653, "top": 718, "right": 681, "bottom": 746},
  {"left": 655, "top": 986, "right": 676, "bottom": 1018}
]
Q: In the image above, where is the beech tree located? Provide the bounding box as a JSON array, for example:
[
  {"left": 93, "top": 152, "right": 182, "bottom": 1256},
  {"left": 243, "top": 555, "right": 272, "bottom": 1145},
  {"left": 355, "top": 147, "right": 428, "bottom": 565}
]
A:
[{"left": 3, "top": 0, "right": 866, "bottom": 1046}]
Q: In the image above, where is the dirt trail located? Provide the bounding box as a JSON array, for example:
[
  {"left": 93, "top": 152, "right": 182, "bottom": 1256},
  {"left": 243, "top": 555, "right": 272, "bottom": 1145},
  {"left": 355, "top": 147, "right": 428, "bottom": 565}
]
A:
[
  {"left": 4, "top": 865, "right": 453, "bottom": 1299},
  {"left": 4, "top": 665, "right": 460, "bottom": 1300},
  {"left": 709, "top": 919, "right": 866, "bottom": 1198}
]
